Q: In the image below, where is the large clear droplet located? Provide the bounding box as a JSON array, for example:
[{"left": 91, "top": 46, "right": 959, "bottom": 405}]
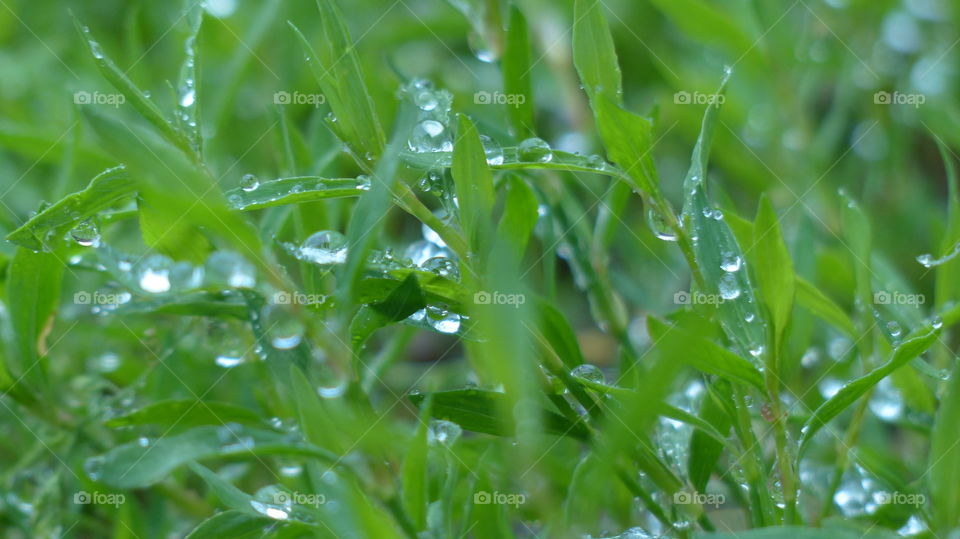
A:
[
  {"left": 518, "top": 137, "right": 553, "bottom": 163},
  {"left": 426, "top": 305, "right": 461, "bottom": 334},
  {"left": 70, "top": 219, "right": 101, "bottom": 247},
  {"left": 571, "top": 364, "right": 606, "bottom": 385},
  {"left": 263, "top": 305, "right": 304, "bottom": 350},
  {"left": 138, "top": 254, "right": 172, "bottom": 294},
  {"left": 718, "top": 273, "right": 741, "bottom": 300},
  {"left": 646, "top": 209, "right": 677, "bottom": 241},
  {"left": 428, "top": 419, "right": 462, "bottom": 445},
  {"left": 240, "top": 174, "right": 260, "bottom": 192},
  {"left": 480, "top": 135, "right": 504, "bottom": 165},
  {"left": 408, "top": 120, "right": 453, "bottom": 153},
  {"left": 299, "top": 231, "right": 348, "bottom": 265}
]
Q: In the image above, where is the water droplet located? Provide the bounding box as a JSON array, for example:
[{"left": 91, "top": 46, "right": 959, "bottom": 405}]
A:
[
  {"left": 426, "top": 305, "right": 461, "bottom": 333},
  {"left": 240, "top": 174, "right": 259, "bottom": 191},
  {"left": 299, "top": 231, "right": 348, "bottom": 265},
  {"left": 215, "top": 354, "right": 244, "bottom": 368},
  {"left": 318, "top": 380, "right": 348, "bottom": 399},
  {"left": 749, "top": 344, "right": 765, "bottom": 359},
  {"left": 932, "top": 316, "right": 944, "bottom": 330},
  {"left": 467, "top": 30, "right": 496, "bottom": 63},
  {"left": 70, "top": 219, "right": 100, "bottom": 247},
  {"left": 518, "top": 137, "right": 553, "bottom": 163},
  {"left": 414, "top": 89, "right": 439, "bottom": 111},
  {"left": 571, "top": 364, "right": 606, "bottom": 385},
  {"left": 408, "top": 120, "right": 452, "bottom": 153},
  {"left": 84, "top": 456, "right": 105, "bottom": 481},
  {"left": 744, "top": 313, "right": 756, "bottom": 323},
  {"left": 170, "top": 261, "right": 204, "bottom": 290},
  {"left": 645, "top": 209, "right": 677, "bottom": 241},
  {"left": 887, "top": 321, "right": 902, "bottom": 338},
  {"left": 250, "top": 500, "right": 290, "bottom": 521},
  {"left": 137, "top": 436, "right": 150, "bottom": 447},
  {"left": 480, "top": 135, "right": 504, "bottom": 165},
  {"left": 263, "top": 306, "right": 304, "bottom": 350},
  {"left": 180, "top": 89, "right": 196, "bottom": 108},
  {"left": 405, "top": 240, "right": 450, "bottom": 266},
  {"left": 138, "top": 254, "right": 172, "bottom": 293},
  {"left": 421, "top": 256, "right": 460, "bottom": 280},
  {"left": 428, "top": 419, "right": 462, "bottom": 445},
  {"left": 718, "top": 273, "right": 741, "bottom": 300},
  {"left": 720, "top": 253, "right": 742, "bottom": 272},
  {"left": 357, "top": 175, "right": 372, "bottom": 191},
  {"left": 205, "top": 251, "right": 255, "bottom": 288}
]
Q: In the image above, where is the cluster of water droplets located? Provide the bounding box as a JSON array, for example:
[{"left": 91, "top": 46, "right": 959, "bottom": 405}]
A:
[
  {"left": 406, "top": 79, "right": 455, "bottom": 154},
  {"left": 131, "top": 250, "right": 256, "bottom": 295}
]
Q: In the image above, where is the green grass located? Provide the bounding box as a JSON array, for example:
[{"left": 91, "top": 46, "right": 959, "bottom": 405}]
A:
[{"left": 0, "top": 0, "right": 959, "bottom": 537}]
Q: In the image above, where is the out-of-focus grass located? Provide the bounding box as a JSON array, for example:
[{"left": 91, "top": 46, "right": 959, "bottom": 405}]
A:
[{"left": 0, "top": 0, "right": 958, "bottom": 537}]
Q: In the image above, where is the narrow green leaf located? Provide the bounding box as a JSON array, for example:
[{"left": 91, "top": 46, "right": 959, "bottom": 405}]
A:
[
  {"left": 688, "top": 380, "right": 734, "bottom": 493},
  {"left": 408, "top": 389, "right": 589, "bottom": 440},
  {"left": 8, "top": 248, "right": 63, "bottom": 377},
  {"left": 351, "top": 274, "right": 427, "bottom": 352},
  {"left": 680, "top": 70, "right": 765, "bottom": 359},
  {"left": 752, "top": 195, "right": 795, "bottom": 348},
  {"left": 535, "top": 299, "right": 585, "bottom": 368},
  {"left": 572, "top": 0, "right": 622, "bottom": 104},
  {"left": 104, "top": 400, "right": 265, "bottom": 429},
  {"left": 502, "top": 5, "right": 535, "bottom": 137},
  {"left": 593, "top": 96, "right": 658, "bottom": 195},
  {"left": 223, "top": 177, "right": 370, "bottom": 211},
  {"left": 177, "top": 1, "right": 203, "bottom": 152},
  {"left": 452, "top": 114, "right": 496, "bottom": 246},
  {"left": 799, "top": 329, "right": 940, "bottom": 453},
  {"left": 6, "top": 166, "right": 134, "bottom": 251},
  {"left": 930, "top": 357, "right": 960, "bottom": 531},
  {"left": 401, "top": 146, "right": 620, "bottom": 176},
  {"left": 402, "top": 395, "right": 431, "bottom": 531},
  {"left": 936, "top": 140, "right": 960, "bottom": 308},
  {"left": 795, "top": 277, "right": 856, "bottom": 337},
  {"left": 648, "top": 318, "right": 765, "bottom": 392},
  {"left": 186, "top": 511, "right": 274, "bottom": 539},
  {"left": 290, "top": 365, "right": 343, "bottom": 453},
  {"left": 86, "top": 425, "right": 337, "bottom": 488},
  {"left": 496, "top": 176, "right": 538, "bottom": 260},
  {"left": 289, "top": 0, "right": 384, "bottom": 160},
  {"left": 75, "top": 21, "right": 192, "bottom": 156}
]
